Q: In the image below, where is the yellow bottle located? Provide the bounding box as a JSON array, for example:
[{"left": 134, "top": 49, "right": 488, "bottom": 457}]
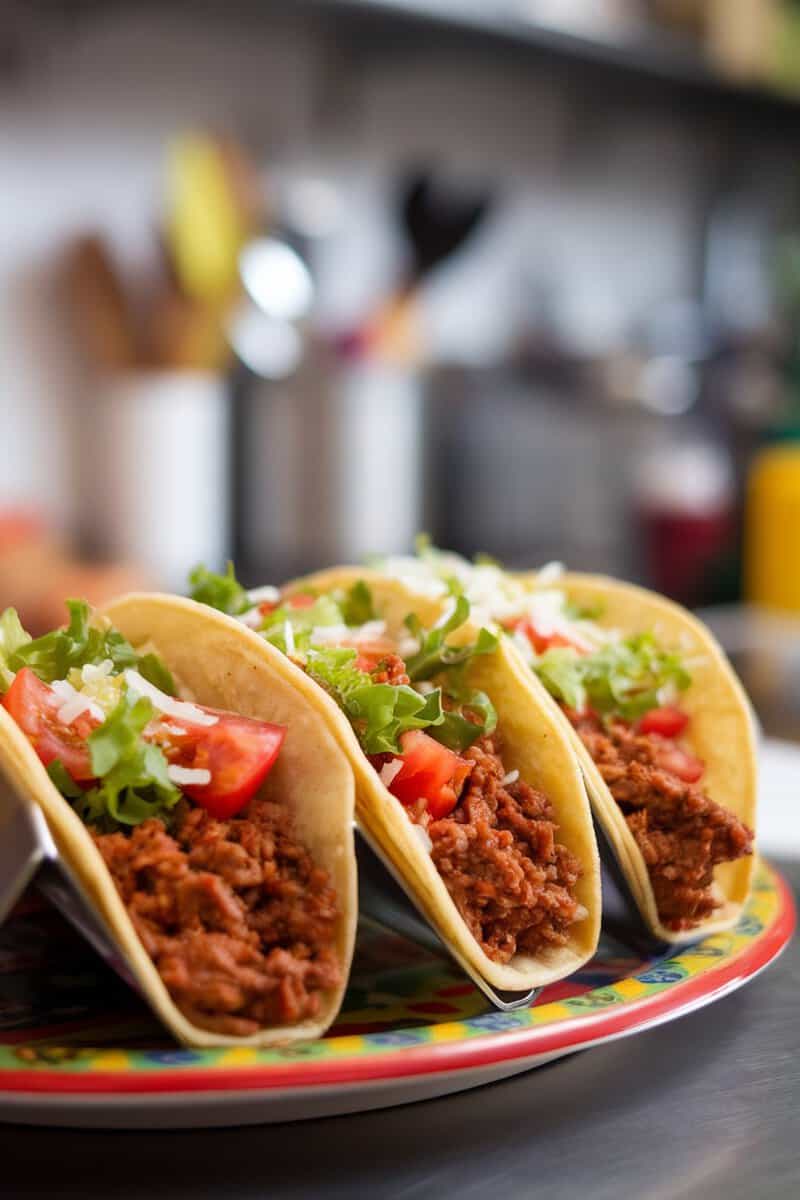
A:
[{"left": 745, "top": 442, "right": 800, "bottom": 611}]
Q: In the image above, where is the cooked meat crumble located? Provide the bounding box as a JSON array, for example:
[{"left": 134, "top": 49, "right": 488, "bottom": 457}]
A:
[
  {"left": 571, "top": 714, "right": 753, "bottom": 930},
  {"left": 93, "top": 796, "right": 341, "bottom": 1036}
]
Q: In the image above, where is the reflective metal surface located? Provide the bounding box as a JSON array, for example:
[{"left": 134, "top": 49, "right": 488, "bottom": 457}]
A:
[{"left": 356, "top": 831, "right": 540, "bottom": 1012}]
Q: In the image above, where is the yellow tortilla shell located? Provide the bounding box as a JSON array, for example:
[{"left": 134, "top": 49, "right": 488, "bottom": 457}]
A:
[
  {"left": 286, "top": 568, "right": 602, "bottom": 991},
  {"left": 514, "top": 572, "right": 758, "bottom": 942},
  {"left": 0, "top": 594, "right": 357, "bottom": 1047}
]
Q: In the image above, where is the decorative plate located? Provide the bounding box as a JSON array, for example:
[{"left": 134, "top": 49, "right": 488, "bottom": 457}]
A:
[{"left": 0, "top": 859, "right": 793, "bottom": 1128}]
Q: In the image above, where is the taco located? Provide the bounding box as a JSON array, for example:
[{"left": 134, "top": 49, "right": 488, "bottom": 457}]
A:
[
  {"left": 189, "top": 564, "right": 601, "bottom": 991},
  {"left": 0, "top": 595, "right": 356, "bottom": 1045},
  {"left": 375, "top": 546, "right": 756, "bottom": 942}
]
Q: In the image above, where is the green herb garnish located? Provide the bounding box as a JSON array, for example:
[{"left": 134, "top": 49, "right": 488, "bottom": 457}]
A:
[
  {"left": 188, "top": 562, "right": 251, "bottom": 616},
  {"left": 403, "top": 595, "right": 497, "bottom": 682}
]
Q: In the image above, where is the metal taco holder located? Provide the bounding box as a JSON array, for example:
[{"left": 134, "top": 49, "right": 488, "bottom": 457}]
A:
[
  {"left": 0, "top": 772, "right": 141, "bottom": 993},
  {"left": 594, "top": 822, "right": 670, "bottom": 955},
  {"left": 0, "top": 764, "right": 540, "bottom": 1018},
  {"left": 356, "top": 826, "right": 541, "bottom": 1012}
]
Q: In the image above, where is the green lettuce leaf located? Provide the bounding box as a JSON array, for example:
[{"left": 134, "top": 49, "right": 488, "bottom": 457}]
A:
[
  {"left": 535, "top": 633, "right": 691, "bottom": 721},
  {"left": 261, "top": 594, "right": 344, "bottom": 654},
  {"left": 46, "top": 759, "right": 84, "bottom": 800},
  {"left": 0, "top": 608, "right": 32, "bottom": 689},
  {"left": 403, "top": 595, "right": 497, "bottom": 682},
  {"left": 188, "top": 562, "right": 251, "bottom": 616},
  {"left": 432, "top": 687, "right": 498, "bottom": 752},
  {"left": 337, "top": 580, "right": 375, "bottom": 626},
  {"left": 72, "top": 690, "right": 182, "bottom": 831},
  {"left": 304, "top": 645, "right": 446, "bottom": 754},
  {"left": 8, "top": 600, "right": 141, "bottom": 685}
]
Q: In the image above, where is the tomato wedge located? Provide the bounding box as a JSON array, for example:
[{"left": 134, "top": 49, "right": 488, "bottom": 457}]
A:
[
  {"left": 1, "top": 667, "right": 99, "bottom": 781},
  {"left": 655, "top": 744, "right": 705, "bottom": 783},
  {"left": 638, "top": 706, "right": 689, "bottom": 738},
  {"left": 2, "top": 670, "right": 287, "bottom": 820},
  {"left": 155, "top": 708, "right": 287, "bottom": 819},
  {"left": 381, "top": 730, "right": 471, "bottom": 819}
]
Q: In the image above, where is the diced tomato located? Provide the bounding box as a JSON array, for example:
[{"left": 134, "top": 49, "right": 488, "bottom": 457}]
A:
[
  {"left": 655, "top": 745, "right": 705, "bottom": 783},
  {"left": 382, "top": 730, "right": 471, "bottom": 819},
  {"left": 156, "top": 708, "right": 286, "bottom": 819},
  {"left": 2, "top": 670, "right": 287, "bottom": 820},
  {"left": 509, "top": 619, "right": 589, "bottom": 656},
  {"left": 258, "top": 592, "right": 315, "bottom": 619},
  {"left": 346, "top": 638, "right": 398, "bottom": 675},
  {"left": 638, "top": 706, "right": 689, "bottom": 738},
  {"left": 1, "top": 667, "right": 99, "bottom": 781}
]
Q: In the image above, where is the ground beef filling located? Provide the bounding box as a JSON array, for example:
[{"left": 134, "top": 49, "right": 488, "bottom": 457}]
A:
[
  {"left": 570, "top": 714, "right": 753, "bottom": 930},
  {"left": 92, "top": 797, "right": 341, "bottom": 1037},
  {"left": 406, "top": 735, "right": 583, "bottom": 964}
]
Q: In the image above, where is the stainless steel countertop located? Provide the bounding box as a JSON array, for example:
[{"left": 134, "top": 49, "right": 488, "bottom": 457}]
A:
[{"left": 2, "top": 860, "right": 797, "bottom": 1200}]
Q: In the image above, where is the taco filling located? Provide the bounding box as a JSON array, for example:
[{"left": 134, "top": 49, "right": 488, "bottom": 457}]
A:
[
  {"left": 375, "top": 546, "right": 754, "bottom": 931},
  {"left": 191, "top": 566, "right": 584, "bottom": 963},
  {"left": 0, "top": 602, "right": 342, "bottom": 1035}
]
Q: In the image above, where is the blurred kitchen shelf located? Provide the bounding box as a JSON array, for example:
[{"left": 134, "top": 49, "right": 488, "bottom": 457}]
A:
[{"left": 308, "top": 0, "right": 800, "bottom": 119}]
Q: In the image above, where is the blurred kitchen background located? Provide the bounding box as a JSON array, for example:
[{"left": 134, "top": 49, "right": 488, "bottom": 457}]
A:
[{"left": 4, "top": 0, "right": 800, "bottom": 741}]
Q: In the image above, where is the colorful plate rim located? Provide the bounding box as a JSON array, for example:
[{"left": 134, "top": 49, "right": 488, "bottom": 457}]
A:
[{"left": 0, "top": 860, "right": 793, "bottom": 1098}]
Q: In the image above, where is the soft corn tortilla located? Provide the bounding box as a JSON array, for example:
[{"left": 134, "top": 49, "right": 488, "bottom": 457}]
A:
[
  {"left": 513, "top": 572, "right": 758, "bottom": 943},
  {"left": 284, "top": 568, "right": 601, "bottom": 991},
  {"left": 0, "top": 594, "right": 357, "bottom": 1047}
]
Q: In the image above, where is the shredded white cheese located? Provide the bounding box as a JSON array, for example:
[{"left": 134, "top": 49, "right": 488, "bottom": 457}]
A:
[
  {"left": 310, "top": 619, "right": 388, "bottom": 646},
  {"left": 416, "top": 681, "right": 435, "bottom": 695},
  {"left": 161, "top": 722, "right": 187, "bottom": 737},
  {"left": 355, "top": 620, "right": 387, "bottom": 641},
  {"left": 246, "top": 585, "right": 280, "bottom": 606},
  {"left": 81, "top": 659, "right": 114, "bottom": 683},
  {"left": 50, "top": 679, "right": 105, "bottom": 725},
  {"left": 237, "top": 607, "right": 265, "bottom": 629},
  {"left": 123, "top": 669, "right": 217, "bottom": 726},
  {"left": 397, "top": 636, "right": 420, "bottom": 658},
  {"left": 283, "top": 620, "right": 296, "bottom": 657},
  {"left": 308, "top": 623, "right": 350, "bottom": 644},
  {"left": 167, "top": 765, "right": 211, "bottom": 786},
  {"left": 379, "top": 759, "right": 403, "bottom": 787},
  {"left": 501, "top": 769, "right": 519, "bottom": 787}
]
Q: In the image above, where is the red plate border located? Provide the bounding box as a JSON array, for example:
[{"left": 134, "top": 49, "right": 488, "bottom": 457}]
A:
[{"left": 0, "top": 869, "right": 794, "bottom": 1097}]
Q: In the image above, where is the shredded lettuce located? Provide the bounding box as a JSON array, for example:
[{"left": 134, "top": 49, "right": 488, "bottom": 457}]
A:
[
  {"left": 304, "top": 645, "right": 446, "bottom": 755},
  {"left": 46, "top": 759, "right": 84, "bottom": 800},
  {"left": 403, "top": 595, "right": 498, "bottom": 682},
  {"left": 188, "top": 562, "right": 251, "bottom": 616},
  {"left": 261, "top": 594, "right": 344, "bottom": 654},
  {"left": 535, "top": 633, "right": 691, "bottom": 721},
  {"left": 337, "top": 580, "right": 375, "bottom": 626},
  {"left": 2, "top": 600, "right": 172, "bottom": 693},
  {"left": 74, "top": 691, "right": 181, "bottom": 831},
  {"left": 434, "top": 685, "right": 498, "bottom": 752},
  {"left": 0, "top": 608, "right": 32, "bottom": 689}
]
